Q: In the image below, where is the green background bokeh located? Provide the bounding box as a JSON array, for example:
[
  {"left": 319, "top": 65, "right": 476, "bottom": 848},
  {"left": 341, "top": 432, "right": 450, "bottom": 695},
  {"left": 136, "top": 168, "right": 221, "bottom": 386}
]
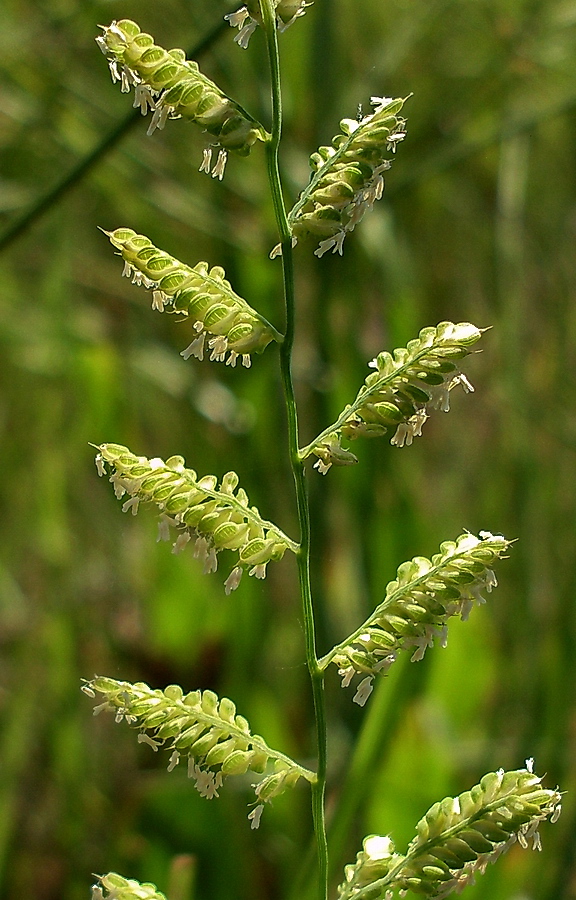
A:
[{"left": 1, "top": 0, "right": 575, "bottom": 897}]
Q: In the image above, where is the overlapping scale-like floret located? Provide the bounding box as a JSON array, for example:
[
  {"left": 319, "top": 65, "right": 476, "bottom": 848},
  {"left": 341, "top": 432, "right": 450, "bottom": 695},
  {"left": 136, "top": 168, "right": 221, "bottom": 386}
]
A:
[
  {"left": 301, "top": 321, "right": 483, "bottom": 474},
  {"left": 105, "top": 228, "right": 279, "bottom": 367},
  {"left": 339, "top": 763, "right": 561, "bottom": 900},
  {"left": 84, "top": 678, "right": 313, "bottom": 827},
  {"left": 92, "top": 873, "right": 167, "bottom": 900},
  {"left": 95, "top": 444, "right": 298, "bottom": 591},
  {"left": 286, "top": 96, "right": 408, "bottom": 257},
  {"left": 96, "top": 19, "right": 266, "bottom": 177},
  {"left": 321, "top": 532, "right": 510, "bottom": 706}
]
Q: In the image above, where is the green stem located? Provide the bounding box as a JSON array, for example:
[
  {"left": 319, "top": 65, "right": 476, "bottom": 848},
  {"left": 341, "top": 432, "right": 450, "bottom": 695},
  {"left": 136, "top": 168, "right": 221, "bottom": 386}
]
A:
[{"left": 258, "top": 4, "right": 328, "bottom": 900}]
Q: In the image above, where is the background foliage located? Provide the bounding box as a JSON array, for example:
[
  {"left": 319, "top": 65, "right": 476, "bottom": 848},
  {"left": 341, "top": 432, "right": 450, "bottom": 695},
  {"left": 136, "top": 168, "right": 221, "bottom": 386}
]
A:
[{"left": 1, "top": 0, "right": 576, "bottom": 898}]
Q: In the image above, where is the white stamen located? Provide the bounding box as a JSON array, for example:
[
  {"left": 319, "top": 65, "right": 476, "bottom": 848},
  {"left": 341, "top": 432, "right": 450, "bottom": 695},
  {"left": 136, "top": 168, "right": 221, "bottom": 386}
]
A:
[
  {"left": 212, "top": 149, "right": 228, "bottom": 180},
  {"left": 138, "top": 733, "right": 160, "bottom": 751},
  {"left": 204, "top": 548, "right": 218, "bottom": 574},
  {"left": 172, "top": 532, "right": 191, "bottom": 554},
  {"left": 248, "top": 804, "right": 264, "bottom": 829},
  {"left": 152, "top": 291, "right": 167, "bottom": 312},
  {"left": 181, "top": 333, "right": 206, "bottom": 361},
  {"left": 134, "top": 83, "right": 155, "bottom": 115},
  {"left": 199, "top": 148, "right": 213, "bottom": 175},
  {"left": 122, "top": 496, "right": 140, "bottom": 515},
  {"left": 338, "top": 666, "right": 355, "bottom": 688},
  {"left": 167, "top": 750, "right": 180, "bottom": 772},
  {"left": 224, "top": 7, "right": 250, "bottom": 28},
  {"left": 236, "top": 19, "right": 258, "bottom": 48},
  {"left": 224, "top": 566, "right": 243, "bottom": 595},
  {"left": 313, "top": 458, "right": 331, "bottom": 475},
  {"left": 353, "top": 676, "right": 374, "bottom": 706}
]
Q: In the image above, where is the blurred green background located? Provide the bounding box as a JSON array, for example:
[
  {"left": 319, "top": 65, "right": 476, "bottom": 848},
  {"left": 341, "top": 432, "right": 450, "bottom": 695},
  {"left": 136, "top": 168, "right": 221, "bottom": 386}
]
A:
[{"left": 1, "top": 0, "right": 576, "bottom": 897}]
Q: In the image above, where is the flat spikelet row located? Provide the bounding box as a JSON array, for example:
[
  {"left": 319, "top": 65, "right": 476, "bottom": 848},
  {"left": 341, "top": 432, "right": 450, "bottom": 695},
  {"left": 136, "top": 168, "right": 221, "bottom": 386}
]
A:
[
  {"left": 95, "top": 443, "right": 298, "bottom": 592},
  {"left": 96, "top": 19, "right": 266, "bottom": 177},
  {"left": 105, "top": 228, "right": 280, "bottom": 367},
  {"left": 300, "top": 321, "right": 483, "bottom": 474},
  {"left": 338, "top": 762, "right": 562, "bottom": 900},
  {"left": 321, "top": 532, "right": 510, "bottom": 706},
  {"left": 287, "top": 97, "right": 408, "bottom": 257},
  {"left": 84, "top": 678, "right": 314, "bottom": 826}
]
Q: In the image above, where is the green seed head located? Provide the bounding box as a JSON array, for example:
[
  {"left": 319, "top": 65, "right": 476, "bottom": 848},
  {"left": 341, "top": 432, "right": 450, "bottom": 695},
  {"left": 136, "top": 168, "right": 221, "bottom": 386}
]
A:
[
  {"left": 94, "top": 444, "right": 297, "bottom": 591},
  {"left": 103, "top": 228, "right": 279, "bottom": 367},
  {"left": 96, "top": 20, "right": 266, "bottom": 175},
  {"left": 288, "top": 96, "right": 408, "bottom": 257}
]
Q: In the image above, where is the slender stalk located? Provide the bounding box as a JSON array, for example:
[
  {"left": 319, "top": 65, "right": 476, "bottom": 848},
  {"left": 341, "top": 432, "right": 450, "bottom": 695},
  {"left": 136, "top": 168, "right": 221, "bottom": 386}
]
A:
[{"left": 257, "top": 4, "right": 328, "bottom": 899}]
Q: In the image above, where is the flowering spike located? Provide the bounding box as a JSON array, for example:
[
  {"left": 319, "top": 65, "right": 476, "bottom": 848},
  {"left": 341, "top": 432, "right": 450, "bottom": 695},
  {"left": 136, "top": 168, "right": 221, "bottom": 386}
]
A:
[
  {"left": 85, "top": 677, "right": 314, "bottom": 818},
  {"left": 95, "top": 443, "right": 298, "bottom": 588},
  {"left": 338, "top": 763, "right": 561, "bottom": 900},
  {"left": 300, "top": 322, "right": 483, "bottom": 473},
  {"left": 96, "top": 20, "right": 267, "bottom": 165},
  {"left": 104, "top": 228, "right": 281, "bottom": 365},
  {"left": 288, "top": 96, "right": 408, "bottom": 256},
  {"left": 225, "top": 1, "right": 311, "bottom": 48},
  {"left": 92, "top": 873, "right": 167, "bottom": 900},
  {"left": 320, "top": 532, "right": 511, "bottom": 704}
]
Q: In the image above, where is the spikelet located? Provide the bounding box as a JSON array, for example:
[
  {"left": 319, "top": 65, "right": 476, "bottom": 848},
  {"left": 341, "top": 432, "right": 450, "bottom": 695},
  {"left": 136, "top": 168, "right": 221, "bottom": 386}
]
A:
[
  {"left": 225, "top": 1, "right": 311, "bottom": 49},
  {"left": 95, "top": 444, "right": 298, "bottom": 591},
  {"left": 285, "top": 96, "right": 408, "bottom": 257},
  {"left": 104, "top": 228, "right": 280, "bottom": 367},
  {"left": 84, "top": 677, "right": 314, "bottom": 825},
  {"left": 320, "top": 532, "right": 510, "bottom": 706},
  {"left": 91, "top": 874, "right": 167, "bottom": 900},
  {"left": 338, "top": 761, "right": 562, "bottom": 900},
  {"left": 300, "top": 322, "right": 483, "bottom": 474},
  {"left": 96, "top": 20, "right": 267, "bottom": 177}
]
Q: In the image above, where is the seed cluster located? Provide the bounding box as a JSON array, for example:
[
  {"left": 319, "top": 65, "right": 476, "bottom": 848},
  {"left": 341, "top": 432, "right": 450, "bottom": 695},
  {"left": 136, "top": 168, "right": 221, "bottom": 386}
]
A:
[
  {"left": 287, "top": 97, "right": 408, "bottom": 257},
  {"left": 95, "top": 443, "right": 298, "bottom": 592},
  {"left": 322, "top": 532, "right": 510, "bottom": 706},
  {"left": 96, "top": 20, "right": 266, "bottom": 177},
  {"left": 92, "top": 874, "right": 167, "bottom": 900},
  {"left": 105, "top": 228, "right": 279, "bottom": 367},
  {"left": 302, "top": 321, "right": 483, "bottom": 474},
  {"left": 85, "top": 678, "right": 312, "bottom": 825},
  {"left": 339, "top": 763, "right": 561, "bottom": 900}
]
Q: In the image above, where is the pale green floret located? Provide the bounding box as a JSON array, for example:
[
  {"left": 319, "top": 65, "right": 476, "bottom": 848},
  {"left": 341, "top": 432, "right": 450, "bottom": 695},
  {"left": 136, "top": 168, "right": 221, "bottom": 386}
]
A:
[
  {"left": 103, "top": 227, "right": 281, "bottom": 367},
  {"left": 288, "top": 97, "right": 408, "bottom": 256},
  {"left": 320, "top": 531, "right": 511, "bottom": 704},
  {"left": 84, "top": 677, "right": 314, "bottom": 821},
  {"left": 96, "top": 20, "right": 267, "bottom": 176},
  {"left": 94, "top": 443, "right": 298, "bottom": 589},
  {"left": 300, "top": 322, "right": 483, "bottom": 474},
  {"left": 92, "top": 873, "right": 167, "bottom": 900},
  {"left": 338, "top": 762, "right": 561, "bottom": 900}
]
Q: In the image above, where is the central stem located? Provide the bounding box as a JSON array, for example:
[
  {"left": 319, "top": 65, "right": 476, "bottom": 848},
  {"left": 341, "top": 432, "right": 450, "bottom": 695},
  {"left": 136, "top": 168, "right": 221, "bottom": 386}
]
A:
[{"left": 258, "top": 4, "right": 328, "bottom": 900}]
